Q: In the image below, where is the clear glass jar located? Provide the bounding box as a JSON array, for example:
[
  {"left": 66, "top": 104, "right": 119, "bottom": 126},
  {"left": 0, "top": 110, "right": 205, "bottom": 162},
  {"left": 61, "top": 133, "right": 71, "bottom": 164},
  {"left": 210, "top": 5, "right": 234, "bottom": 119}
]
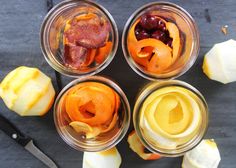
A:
[
  {"left": 54, "top": 76, "right": 130, "bottom": 152},
  {"left": 133, "top": 80, "right": 208, "bottom": 157},
  {"left": 40, "top": 0, "right": 118, "bottom": 77},
  {"left": 122, "top": 2, "right": 200, "bottom": 80}
]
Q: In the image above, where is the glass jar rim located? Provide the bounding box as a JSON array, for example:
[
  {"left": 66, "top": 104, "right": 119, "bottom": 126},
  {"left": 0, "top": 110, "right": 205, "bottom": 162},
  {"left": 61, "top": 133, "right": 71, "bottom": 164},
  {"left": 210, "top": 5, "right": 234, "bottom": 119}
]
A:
[
  {"left": 40, "top": 0, "right": 119, "bottom": 78},
  {"left": 54, "top": 75, "right": 131, "bottom": 152},
  {"left": 133, "top": 80, "right": 208, "bottom": 157},
  {"left": 122, "top": 1, "right": 200, "bottom": 81}
]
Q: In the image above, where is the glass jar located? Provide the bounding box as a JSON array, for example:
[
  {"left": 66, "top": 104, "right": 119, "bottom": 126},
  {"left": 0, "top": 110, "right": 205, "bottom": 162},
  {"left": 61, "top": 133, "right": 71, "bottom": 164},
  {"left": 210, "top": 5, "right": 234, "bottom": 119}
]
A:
[
  {"left": 122, "top": 2, "right": 200, "bottom": 80},
  {"left": 133, "top": 80, "right": 208, "bottom": 157},
  {"left": 40, "top": 0, "right": 118, "bottom": 77},
  {"left": 54, "top": 76, "right": 130, "bottom": 152}
]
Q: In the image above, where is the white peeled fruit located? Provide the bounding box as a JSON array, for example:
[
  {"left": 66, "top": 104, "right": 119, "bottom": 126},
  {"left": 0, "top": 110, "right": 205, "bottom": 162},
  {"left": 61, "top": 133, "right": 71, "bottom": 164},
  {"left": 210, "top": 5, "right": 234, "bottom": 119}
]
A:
[
  {"left": 0, "top": 66, "right": 55, "bottom": 116},
  {"left": 83, "top": 147, "right": 121, "bottom": 168},
  {"left": 203, "top": 39, "right": 236, "bottom": 84},
  {"left": 182, "top": 139, "right": 221, "bottom": 168}
]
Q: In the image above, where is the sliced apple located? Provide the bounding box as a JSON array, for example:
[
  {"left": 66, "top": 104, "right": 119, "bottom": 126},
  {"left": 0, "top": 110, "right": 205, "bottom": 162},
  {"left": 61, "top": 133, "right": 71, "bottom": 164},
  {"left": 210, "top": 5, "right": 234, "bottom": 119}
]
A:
[
  {"left": 127, "top": 130, "right": 161, "bottom": 160},
  {"left": 182, "top": 139, "right": 221, "bottom": 168},
  {"left": 83, "top": 147, "right": 121, "bottom": 168},
  {"left": 203, "top": 39, "right": 236, "bottom": 84}
]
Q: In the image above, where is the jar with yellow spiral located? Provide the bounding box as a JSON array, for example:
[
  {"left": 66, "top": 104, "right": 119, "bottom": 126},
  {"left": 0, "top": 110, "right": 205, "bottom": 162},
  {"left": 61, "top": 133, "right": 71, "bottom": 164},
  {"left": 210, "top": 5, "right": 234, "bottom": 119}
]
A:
[{"left": 133, "top": 80, "right": 208, "bottom": 157}]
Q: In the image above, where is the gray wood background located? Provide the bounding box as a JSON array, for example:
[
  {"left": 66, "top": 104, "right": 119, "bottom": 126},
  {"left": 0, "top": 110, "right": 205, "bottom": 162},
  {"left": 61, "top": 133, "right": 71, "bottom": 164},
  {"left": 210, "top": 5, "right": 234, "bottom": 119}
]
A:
[{"left": 0, "top": 0, "right": 236, "bottom": 167}]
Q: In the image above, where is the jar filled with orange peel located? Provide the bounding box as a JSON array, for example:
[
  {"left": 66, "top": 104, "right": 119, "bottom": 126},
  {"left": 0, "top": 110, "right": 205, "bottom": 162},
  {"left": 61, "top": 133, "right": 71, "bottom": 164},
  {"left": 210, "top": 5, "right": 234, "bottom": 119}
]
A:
[
  {"left": 122, "top": 2, "right": 200, "bottom": 80},
  {"left": 54, "top": 76, "right": 130, "bottom": 152}
]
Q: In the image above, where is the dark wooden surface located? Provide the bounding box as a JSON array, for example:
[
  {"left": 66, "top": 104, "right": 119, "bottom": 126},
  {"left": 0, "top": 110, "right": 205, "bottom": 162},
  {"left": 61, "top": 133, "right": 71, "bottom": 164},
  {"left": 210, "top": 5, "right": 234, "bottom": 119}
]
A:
[{"left": 0, "top": 0, "right": 236, "bottom": 167}]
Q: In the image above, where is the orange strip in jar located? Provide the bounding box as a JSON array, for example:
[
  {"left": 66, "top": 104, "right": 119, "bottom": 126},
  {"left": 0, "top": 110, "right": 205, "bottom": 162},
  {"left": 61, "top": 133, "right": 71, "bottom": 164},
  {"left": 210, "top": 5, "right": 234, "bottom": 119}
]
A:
[
  {"left": 75, "top": 13, "right": 98, "bottom": 21},
  {"left": 80, "top": 49, "right": 97, "bottom": 67},
  {"left": 128, "top": 44, "right": 153, "bottom": 67},
  {"left": 127, "top": 19, "right": 140, "bottom": 43},
  {"left": 136, "top": 39, "right": 172, "bottom": 73},
  {"left": 166, "top": 22, "right": 181, "bottom": 63},
  {"left": 64, "top": 82, "right": 120, "bottom": 137},
  {"left": 95, "top": 41, "right": 113, "bottom": 64}
]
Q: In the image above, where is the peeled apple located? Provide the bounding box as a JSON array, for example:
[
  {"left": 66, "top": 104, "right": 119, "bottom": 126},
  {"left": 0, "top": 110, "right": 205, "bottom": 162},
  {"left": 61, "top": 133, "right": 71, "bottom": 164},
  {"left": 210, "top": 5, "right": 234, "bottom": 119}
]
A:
[
  {"left": 0, "top": 66, "right": 55, "bottom": 116},
  {"left": 83, "top": 147, "right": 121, "bottom": 168},
  {"left": 182, "top": 139, "right": 221, "bottom": 168},
  {"left": 203, "top": 39, "right": 236, "bottom": 84}
]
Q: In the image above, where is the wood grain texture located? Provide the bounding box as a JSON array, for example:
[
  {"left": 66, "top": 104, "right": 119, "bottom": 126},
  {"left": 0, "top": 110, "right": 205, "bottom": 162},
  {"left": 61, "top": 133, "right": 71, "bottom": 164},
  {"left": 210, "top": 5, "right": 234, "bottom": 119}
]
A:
[{"left": 0, "top": 0, "right": 236, "bottom": 168}]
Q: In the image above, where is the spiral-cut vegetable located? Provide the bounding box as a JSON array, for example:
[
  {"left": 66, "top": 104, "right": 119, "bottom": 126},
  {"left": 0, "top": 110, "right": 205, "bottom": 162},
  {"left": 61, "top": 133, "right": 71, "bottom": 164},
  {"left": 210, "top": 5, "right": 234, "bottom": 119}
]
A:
[{"left": 64, "top": 82, "right": 120, "bottom": 138}]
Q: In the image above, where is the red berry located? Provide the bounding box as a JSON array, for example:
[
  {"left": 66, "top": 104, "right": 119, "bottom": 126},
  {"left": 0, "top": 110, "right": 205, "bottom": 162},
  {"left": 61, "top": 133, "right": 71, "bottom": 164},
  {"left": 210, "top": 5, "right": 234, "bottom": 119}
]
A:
[
  {"left": 140, "top": 14, "right": 158, "bottom": 30},
  {"left": 156, "top": 19, "right": 166, "bottom": 31},
  {"left": 166, "top": 38, "right": 173, "bottom": 47},
  {"left": 135, "top": 29, "right": 150, "bottom": 40},
  {"left": 151, "top": 30, "right": 166, "bottom": 42},
  {"left": 135, "top": 23, "right": 142, "bottom": 33}
]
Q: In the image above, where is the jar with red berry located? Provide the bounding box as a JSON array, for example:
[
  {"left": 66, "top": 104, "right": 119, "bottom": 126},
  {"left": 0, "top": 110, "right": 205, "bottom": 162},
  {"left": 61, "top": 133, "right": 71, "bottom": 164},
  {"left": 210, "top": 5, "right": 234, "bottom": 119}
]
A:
[{"left": 122, "top": 2, "right": 199, "bottom": 80}]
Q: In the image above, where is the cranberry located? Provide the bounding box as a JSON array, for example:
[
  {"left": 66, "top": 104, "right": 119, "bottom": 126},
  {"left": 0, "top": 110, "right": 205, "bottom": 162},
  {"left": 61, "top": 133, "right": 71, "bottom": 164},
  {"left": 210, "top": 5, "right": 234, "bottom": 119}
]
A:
[
  {"left": 134, "top": 23, "right": 142, "bottom": 33},
  {"left": 140, "top": 14, "right": 158, "bottom": 30},
  {"left": 156, "top": 19, "right": 166, "bottom": 31},
  {"left": 166, "top": 38, "right": 173, "bottom": 47},
  {"left": 135, "top": 28, "right": 150, "bottom": 40},
  {"left": 151, "top": 30, "right": 166, "bottom": 42}
]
